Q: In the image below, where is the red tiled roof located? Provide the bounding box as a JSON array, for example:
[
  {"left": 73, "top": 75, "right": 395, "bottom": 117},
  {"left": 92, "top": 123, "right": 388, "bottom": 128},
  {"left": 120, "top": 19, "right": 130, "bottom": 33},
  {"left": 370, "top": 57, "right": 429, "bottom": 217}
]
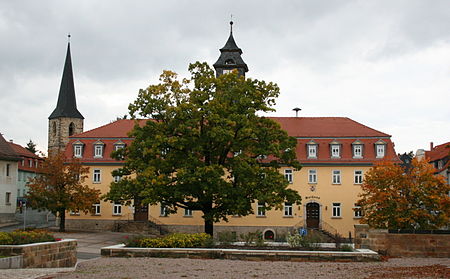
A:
[
  {"left": 8, "top": 142, "right": 40, "bottom": 159},
  {"left": 425, "top": 142, "right": 450, "bottom": 162},
  {"left": 0, "top": 133, "right": 20, "bottom": 161},
  {"left": 269, "top": 117, "right": 390, "bottom": 138},
  {"left": 71, "top": 119, "right": 148, "bottom": 138}
]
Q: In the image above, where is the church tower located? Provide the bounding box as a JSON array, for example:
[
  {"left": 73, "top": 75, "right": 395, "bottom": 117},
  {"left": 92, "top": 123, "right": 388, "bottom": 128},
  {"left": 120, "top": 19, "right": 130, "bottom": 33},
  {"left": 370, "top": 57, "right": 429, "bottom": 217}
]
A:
[
  {"left": 213, "top": 21, "right": 248, "bottom": 77},
  {"left": 48, "top": 36, "right": 84, "bottom": 156}
]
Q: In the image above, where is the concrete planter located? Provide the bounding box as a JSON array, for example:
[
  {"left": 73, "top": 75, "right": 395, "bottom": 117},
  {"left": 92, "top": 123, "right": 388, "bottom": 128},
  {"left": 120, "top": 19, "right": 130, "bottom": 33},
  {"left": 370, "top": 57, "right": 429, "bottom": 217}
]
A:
[
  {"left": 0, "top": 239, "right": 77, "bottom": 268},
  {"left": 101, "top": 244, "right": 380, "bottom": 262}
]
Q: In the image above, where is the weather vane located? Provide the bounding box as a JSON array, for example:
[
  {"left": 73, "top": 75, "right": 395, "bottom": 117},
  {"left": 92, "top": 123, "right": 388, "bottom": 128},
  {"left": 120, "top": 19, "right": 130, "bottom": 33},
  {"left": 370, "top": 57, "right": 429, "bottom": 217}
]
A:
[
  {"left": 68, "top": 33, "right": 71, "bottom": 43},
  {"left": 230, "top": 14, "right": 233, "bottom": 33}
]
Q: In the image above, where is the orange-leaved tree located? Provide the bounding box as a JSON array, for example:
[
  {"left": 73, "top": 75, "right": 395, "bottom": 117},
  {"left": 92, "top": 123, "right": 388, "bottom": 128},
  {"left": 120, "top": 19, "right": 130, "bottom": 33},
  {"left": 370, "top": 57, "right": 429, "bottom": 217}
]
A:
[
  {"left": 357, "top": 158, "right": 450, "bottom": 230},
  {"left": 26, "top": 153, "right": 101, "bottom": 232}
]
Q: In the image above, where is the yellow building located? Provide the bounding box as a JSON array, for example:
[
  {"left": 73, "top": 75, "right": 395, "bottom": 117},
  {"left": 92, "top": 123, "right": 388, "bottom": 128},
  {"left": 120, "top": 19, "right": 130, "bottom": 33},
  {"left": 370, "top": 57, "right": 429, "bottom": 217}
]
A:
[{"left": 61, "top": 117, "right": 398, "bottom": 239}]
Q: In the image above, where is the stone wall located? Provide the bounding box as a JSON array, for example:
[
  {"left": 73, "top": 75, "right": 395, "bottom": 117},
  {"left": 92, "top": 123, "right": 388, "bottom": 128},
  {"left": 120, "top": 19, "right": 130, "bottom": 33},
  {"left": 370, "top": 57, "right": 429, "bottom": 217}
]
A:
[
  {"left": 354, "top": 224, "right": 450, "bottom": 257},
  {"left": 0, "top": 239, "right": 77, "bottom": 268}
]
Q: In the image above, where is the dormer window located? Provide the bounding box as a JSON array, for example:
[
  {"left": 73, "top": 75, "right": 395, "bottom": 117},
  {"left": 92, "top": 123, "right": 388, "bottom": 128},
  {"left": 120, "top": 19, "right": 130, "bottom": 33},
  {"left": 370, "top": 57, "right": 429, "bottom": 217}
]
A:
[
  {"left": 352, "top": 140, "right": 364, "bottom": 159},
  {"left": 330, "top": 142, "right": 341, "bottom": 158},
  {"left": 375, "top": 140, "right": 386, "bottom": 158},
  {"left": 225, "top": 59, "right": 235, "bottom": 65},
  {"left": 113, "top": 140, "right": 126, "bottom": 151},
  {"left": 93, "top": 140, "right": 105, "bottom": 158},
  {"left": 73, "top": 141, "right": 84, "bottom": 158},
  {"left": 307, "top": 140, "right": 318, "bottom": 159}
]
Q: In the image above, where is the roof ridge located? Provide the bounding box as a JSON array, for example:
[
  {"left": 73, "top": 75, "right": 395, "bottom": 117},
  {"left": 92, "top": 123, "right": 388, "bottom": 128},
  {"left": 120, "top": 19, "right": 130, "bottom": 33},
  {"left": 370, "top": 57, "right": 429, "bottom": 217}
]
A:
[
  {"left": 343, "top": 117, "right": 390, "bottom": 137},
  {"left": 71, "top": 119, "right": 133, "bottom": 138}
]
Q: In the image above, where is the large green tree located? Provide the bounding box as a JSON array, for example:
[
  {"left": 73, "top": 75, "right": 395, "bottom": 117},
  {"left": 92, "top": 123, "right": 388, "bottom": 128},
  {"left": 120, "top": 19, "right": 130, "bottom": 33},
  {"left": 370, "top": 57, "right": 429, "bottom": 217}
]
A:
[
  {"left": 105, "top": 62, "right": 301, "bottom": 235},
  {"left": 357, "top": 158, "right": 450, "bottom": 230},
  {"left": 26, "top": 153, "right": 101, "bottom": 232}
]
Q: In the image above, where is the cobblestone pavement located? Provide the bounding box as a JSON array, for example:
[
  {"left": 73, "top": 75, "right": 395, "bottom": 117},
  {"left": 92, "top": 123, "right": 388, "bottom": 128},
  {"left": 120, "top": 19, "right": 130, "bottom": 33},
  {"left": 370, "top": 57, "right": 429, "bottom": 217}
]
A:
[{"left": 30, "top": 257, "right": 450, "bottom": 279}]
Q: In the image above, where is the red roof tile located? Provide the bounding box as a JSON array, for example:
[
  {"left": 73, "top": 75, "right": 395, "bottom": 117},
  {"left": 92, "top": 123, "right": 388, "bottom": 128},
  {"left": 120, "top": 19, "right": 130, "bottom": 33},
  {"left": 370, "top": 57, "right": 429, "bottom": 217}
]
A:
[
  {"left": 72, "top": 119, "right": 148, "bottom": 138},
  {"left": 8, "top": 142, "right": 40, "bottom": 159},
  {"left": 425, "top": 142, "right": 450, "bottom": 162},
  {"left": 0, "top": 134, "right": 20, "bottom": 161},
  {"left": 269, "top": 117, "right": 390, "bottom": 138}
]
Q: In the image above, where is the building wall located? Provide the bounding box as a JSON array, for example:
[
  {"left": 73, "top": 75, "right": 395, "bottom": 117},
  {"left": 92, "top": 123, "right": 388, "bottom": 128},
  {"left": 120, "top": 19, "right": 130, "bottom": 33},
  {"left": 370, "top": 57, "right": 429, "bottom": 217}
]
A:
[
  {"left": 67, "top": 165, "right": 367, "bottom": 236},
  {"left": 0, "top": 161, "right": 18, "bottom": 222}
]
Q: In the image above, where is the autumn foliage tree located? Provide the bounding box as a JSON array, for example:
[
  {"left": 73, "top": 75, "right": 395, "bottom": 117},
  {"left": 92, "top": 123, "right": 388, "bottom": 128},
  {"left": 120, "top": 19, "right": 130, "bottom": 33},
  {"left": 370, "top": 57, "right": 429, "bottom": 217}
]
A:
[
  {"left": 26, "top": 153, "right": 101, "bottom": 232},
  {"left": 105, "top": 62, "right": 302, "bottom": 235},
  {"left": 357, "top": 158, "right": 450, "bottom": 230}
]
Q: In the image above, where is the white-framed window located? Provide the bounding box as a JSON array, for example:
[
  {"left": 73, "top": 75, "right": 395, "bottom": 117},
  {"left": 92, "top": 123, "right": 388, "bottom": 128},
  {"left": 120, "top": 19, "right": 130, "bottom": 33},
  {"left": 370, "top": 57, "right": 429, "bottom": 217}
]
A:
[
  {"left": 160, "top": 204, "right": 168, "bottom": 217},
  {"left": 21, "top": 160, "right": 24, "bottom": 166},
  {"left": 354, "top": 170, "right": 363, "bottom": 184},
  {"left": 113, "top": 175, "right": 122, "bottom": 183},
  {"left": 353, "top": 145, "right": 363, "bottom": 158},
  {"left": 284, "top": 169, "right": 293, "bottom": 183},
  {"left": 113, "top": 203, "right": 122, "bottom": 215},
  {"left": 114, "top": 144, "right": 125, "bottom": 151},
  {"left": 223, "top": 69, "right": 233, "bottom": 74},
  {"left": 93, "top": 169, "right": 101, "bottom": 183},
  {"left": 332, "top": 203, "right": 341, "bottom": 217},
  {"left": 307, "top": 144, "right": 317, "bottom": 158},
  {"left": 257, "top": 202, "right": 266, "bottom": 216},
  {"left": 332, "top": 170, "right": 341, "bottom": 184},
  {"left": 331, "top": 144, "right": 340, "bottom": 158},
  {"left": 94, "top": 144, "right": 103, "bottom": 158},
  {"left": 437, "top": 160, "right": 443, "bottom": 169},
  {"left": 74, "top": 145, "right": 83, "bottom": 158},
  {"left": 184, "top": 208, "right": 193, "bottom": 216},
  {"left": 29, "top": 159, "right": 33, "bottom": 167},
  {"left": 283, "top": 202, "right": 293, "bottom": 216},
  {"left": 70, "top": 210, "right": 80, "bottom": 215},
  {"left": 308, "top": 169, "right": 317, "bottom": 184},
  {"left": 5, "top": 192, "right": 11, "bottom": 205},
  {"left": 376, "top": 144, "right": 385, "bottom": 158},
  {"left": 353, "top": 204, "right": 363, "bottom": 218},
  {"left": 93, "top": 203, "right": 101, "bottom": 215}
]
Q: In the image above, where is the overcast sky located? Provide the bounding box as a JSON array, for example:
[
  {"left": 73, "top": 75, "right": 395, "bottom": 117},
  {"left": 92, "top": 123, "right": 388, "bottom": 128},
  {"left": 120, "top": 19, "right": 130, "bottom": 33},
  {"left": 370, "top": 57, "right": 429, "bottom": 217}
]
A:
[{"left": 1, "top": 0, "right": 449, "bottom": 155}]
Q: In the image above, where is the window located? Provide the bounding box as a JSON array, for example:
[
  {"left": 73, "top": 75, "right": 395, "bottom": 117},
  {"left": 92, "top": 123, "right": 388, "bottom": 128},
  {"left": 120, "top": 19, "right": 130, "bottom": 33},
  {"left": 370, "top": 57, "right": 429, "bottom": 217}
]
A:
[
  {"left": 353, "top": 145, "right": 363, "bottom": 158},
  {"left": 113, "top": 203, "right": 122, "bottom": 215},
  {"left": 353, "top": 204, "right": 363, "bottom": 218},
  {"left": 5, "top": 192, "right": 11, "bottom": 205},
  {"left": 21, "top": 160, "right": 24, "bottom": 166},
  {"left": 113, "top": 175, "right": 122, "bottom": 183},
  {"left": 284, "top": 169, "right": 293, "bottom": 183},
  {"left": 6, "top": 164, "right": 10, "bottom": 176},
  {"left": 284, "top": 202, "right": 293, "bottom": 216},
  {"left": 223, "top": 69, "right": 233, "bottom": 74},
  {"left": 160, "top": 204, "right": 168, "bottom": 217},
  {"left": 70, "top": 210, "right": 80, "bottom": 216},
  {"left": 74, "top": 145, "right": 83, "bottom": 158},
  {"left": 307, "top": 144, "right": 317, "bottom": 158},
  {"left": 257, "top": 202, "right": 266, "bottom": 216},
  {"left": 69, "top": 122, "right": 75, "bottom": 136},
  {"left": 308, "top": 169, "right": 317, "bottom": 184},
  {"left": 376, "top": 144, "right": 385, "bottom": 158},
  {"left": 94, "top": 144, "right": 103, "bottom": 158},
  {"left": 438, "top": 160, "right": 443, "bottom": 169},
  {"left": 93, "top": 169, "right": 101, "bottom": 183},
  {"left": 184, "top": 208, "right": 193, "bottom": 217},
  {"left": 332, "top": 170, "right": 341, "bottom": 184},
  {"left": 29, "top": 159, "right": 33, "bottom": 167},
  {"left": 93, "top": 203, "right": 101, "bottom": 215},
  {"left": 354, "top": 170, "right": 363, "bottom": 184},
  {"left": 332, "top": 203, "right": 341, "bottom": 217},
  {"left": 331, "top": 144, "right": 340, "bottom": 158},
  {"left": 114, "top": 144, "right": 124, "bottom": 151}
]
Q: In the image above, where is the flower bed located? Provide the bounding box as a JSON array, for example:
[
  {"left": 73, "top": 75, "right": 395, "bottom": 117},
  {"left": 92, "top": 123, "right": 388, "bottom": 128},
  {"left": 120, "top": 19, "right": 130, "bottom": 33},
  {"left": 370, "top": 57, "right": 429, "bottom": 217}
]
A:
[{"left": 0, "top": 230, "right": 56, "bottom": 245}]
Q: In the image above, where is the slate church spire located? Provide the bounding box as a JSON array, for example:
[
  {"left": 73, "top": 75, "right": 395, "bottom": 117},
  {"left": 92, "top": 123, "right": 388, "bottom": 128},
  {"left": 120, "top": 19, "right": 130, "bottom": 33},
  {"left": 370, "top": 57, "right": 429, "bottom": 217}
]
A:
[
  {"left": 213, "top": 21, "right": 248, "bottom": 77},
  {"left": 48, "top": 35, "right": 84, "bottom": 155}
]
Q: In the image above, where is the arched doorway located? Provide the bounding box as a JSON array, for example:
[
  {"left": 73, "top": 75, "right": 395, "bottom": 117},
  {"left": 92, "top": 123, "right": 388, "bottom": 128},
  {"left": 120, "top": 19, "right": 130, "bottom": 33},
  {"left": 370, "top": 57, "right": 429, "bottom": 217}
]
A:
[
  {"left": 263, "top": 229, "right": 275, "bottom": 241},
  {"left": 306, "top": 202, "right": 320, "bottom": 229}
]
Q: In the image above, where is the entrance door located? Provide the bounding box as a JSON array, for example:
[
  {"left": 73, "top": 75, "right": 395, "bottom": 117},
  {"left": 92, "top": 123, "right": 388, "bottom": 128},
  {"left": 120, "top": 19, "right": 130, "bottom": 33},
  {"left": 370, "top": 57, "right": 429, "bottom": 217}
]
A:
[
  {"left": 134, "top": 202, "right": 149, "bottom": 221},
  {"left": 306, "top": 202, "right": 320, "bottom": 229}
]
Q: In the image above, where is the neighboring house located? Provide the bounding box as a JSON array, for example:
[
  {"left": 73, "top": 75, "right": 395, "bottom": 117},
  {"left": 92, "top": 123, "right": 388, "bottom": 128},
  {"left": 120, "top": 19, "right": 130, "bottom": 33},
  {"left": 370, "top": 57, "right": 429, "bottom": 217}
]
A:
[
  {"left": 417, "top": 142, "right": 450, "bottom": 184},
  {"left": 49, "top": 24, "right": 398, "bottom": 238},
  {"left": 7, "top": 142, "right": 43, "bottom": 205},
  {"left": 0, "top": 133, "right": 20, "bottom": 224}
]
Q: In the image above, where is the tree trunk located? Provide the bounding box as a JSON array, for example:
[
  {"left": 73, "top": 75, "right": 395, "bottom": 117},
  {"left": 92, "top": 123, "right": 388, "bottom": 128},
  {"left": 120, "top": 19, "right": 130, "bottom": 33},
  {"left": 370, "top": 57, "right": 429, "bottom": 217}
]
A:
[
  {"left": 59, "top": 210, "right": 66, "bottom": 232},
  {"left": 204, "top": 218, "right": 214, "bottom": 236}
]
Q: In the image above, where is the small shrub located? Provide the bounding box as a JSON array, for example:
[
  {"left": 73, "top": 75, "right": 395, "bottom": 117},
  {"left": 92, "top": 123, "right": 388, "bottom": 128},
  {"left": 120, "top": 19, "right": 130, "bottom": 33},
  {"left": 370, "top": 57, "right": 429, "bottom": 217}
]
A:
[
  {"left": 9, "top": 230, "right": 56, "bottom": 245},
  {"left": 126, "top": 233, "right": 212, "bottom": 248},
  {"left": 0, "top": 232, "right": 13, "bottom": 245},
  {"left": 274, "top": 233, "right": 287, "bottom": 243},
  {"left": 239, "top": 231, "right": 262, "bottom": 245},
  {"left": 286, "top": 231, "right": 320, "bottom": 249},
  {"left": 217, "top": 231, "right": 237, "bottom": 245}
]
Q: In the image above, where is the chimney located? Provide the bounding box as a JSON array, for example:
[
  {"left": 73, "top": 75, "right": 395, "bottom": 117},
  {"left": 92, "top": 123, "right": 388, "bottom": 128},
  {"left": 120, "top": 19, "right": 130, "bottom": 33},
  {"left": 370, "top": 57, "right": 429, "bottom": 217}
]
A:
[
  {"left": 9, "top": 139, "right": 13, "bottom": 143},
  {"left": 292, "top": 107, "right": 301, "bottom": 117},
  {"left": 430, "top": 142, "right": 434, "bottom": 150}
]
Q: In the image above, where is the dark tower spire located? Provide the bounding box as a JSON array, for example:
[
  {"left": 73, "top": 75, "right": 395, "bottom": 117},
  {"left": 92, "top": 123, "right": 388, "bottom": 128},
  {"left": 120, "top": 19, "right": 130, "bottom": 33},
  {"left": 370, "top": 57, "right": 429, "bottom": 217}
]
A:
[
  {"left": 49, "top": 35, "right": 84, "bottom": 120},
  {"left": 213, "top": 21, "right": 248, "bottom": 77}
]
